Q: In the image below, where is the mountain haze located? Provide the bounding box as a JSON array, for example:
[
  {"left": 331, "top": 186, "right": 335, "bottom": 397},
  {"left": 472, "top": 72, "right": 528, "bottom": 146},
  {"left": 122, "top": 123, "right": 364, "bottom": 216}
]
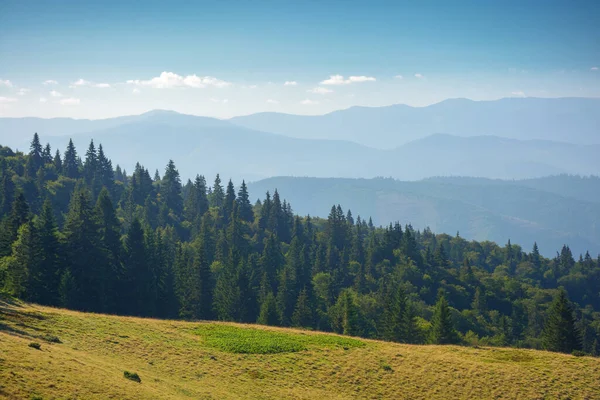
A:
[{"left": 231, "top": 97, "right": 600, "bottom": 148}]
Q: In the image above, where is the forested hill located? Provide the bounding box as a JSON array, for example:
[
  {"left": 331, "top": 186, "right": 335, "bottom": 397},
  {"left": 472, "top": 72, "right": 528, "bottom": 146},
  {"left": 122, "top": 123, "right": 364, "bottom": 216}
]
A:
[
  {"left": 248, "top": 175, "right": 600, "bottom": 257},
  {"left": 1, "top": 134, "right": 599, "bottom": 356}
]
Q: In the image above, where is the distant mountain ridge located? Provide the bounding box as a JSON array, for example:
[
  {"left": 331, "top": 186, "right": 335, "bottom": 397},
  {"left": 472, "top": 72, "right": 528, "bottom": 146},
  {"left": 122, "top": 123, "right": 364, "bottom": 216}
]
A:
[
  {"left": 231, "top": 97, "right": 600, "bottom": 148},
  {"left": 1, "top": 108, "right": 599, "bottom": 182}
]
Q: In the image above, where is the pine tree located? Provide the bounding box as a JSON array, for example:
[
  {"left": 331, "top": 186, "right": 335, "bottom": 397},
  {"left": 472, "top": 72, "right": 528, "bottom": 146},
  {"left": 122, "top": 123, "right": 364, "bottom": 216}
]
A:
[
  {"left": 2, "top": 221, "right": 39, "bottom": 298},
  {"left": 53, "top": 149, "right": 63, "bottom": 173},
  {"left": 32, "top": 199, "right": 62, "bottom": 305},
  {"left": 63, "top": 139, "right": 79, "bottom": 179},
  {"left": 42, "top": 143, "right": 53, "bottom": 165},
  {"left": 122, "top": 218, "right": 150, "bottom": 316},
  {"left": 94, "top": 188, "right": 122, "bottom": 312},
  {"left": 213, "top": 261, "right": 241, "bottom": 321},
  {"left": 541, "top": 289, "right": 581, "bottom": 353},
  {"left": 61, "top": 188, "right": 106, "bottom": 311},
  {"left": 258, "top": 291, "right": 279, "bottom": 326},
  {"left": 339, "top": 290, "right": 360, "bottom": 336},
  {"left": 237, "top": 180, "right": 254, "bottom": 223},
  {"left": 222, "top": 179, "right": 236, "bottom": 226},
  {"left": 430, "top": 290, "right": 459, "bottom": 344},
  {"left": 0, "top": 173, "right": 16, "bottom": 216},
  {"left": 161, "top": 160, "right": 183, "bottom": 218},
  {"left": 0, "top": 192, "right": 30, "bottom": 257},
  {"left": 291, "top": 288, "right": 313, "bottom": 328},
  {"left": 210, "top": 174, "right": 225, "bottom": 208},
  {"left": 27, "top": 133, "right": 43, "bottom": 177}
]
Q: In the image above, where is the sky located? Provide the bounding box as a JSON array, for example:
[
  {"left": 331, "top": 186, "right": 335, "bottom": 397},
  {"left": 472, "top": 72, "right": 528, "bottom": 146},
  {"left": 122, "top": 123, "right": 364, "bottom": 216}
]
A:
[{"left": 0, "top": 0, "right": 599, "bottom": 119}]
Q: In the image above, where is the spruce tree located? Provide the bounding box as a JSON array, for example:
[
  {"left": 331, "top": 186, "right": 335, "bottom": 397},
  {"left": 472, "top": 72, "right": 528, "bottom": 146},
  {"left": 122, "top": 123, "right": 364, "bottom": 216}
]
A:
[
  {"left": 430, "top": 290, "right": 459, "bottom": 344},
  {"left": 33, "top": 199, "right": 62, "bottom": 305},
  {"left": 94, "top": 188, "right": 122, "bottom": 312},
  {"left": 61, "top": 188, "right": 106, "bottom": 311},
  {"left": 210, "top": 174, "right": 224, "bottom": 208},
  {"left": 63, "top": 139, "right": 79, "bottom": 179},
  {"left": 161, "top": 160, "right": 183, "bottom": 218},
  {"left": 122, "top": 218, "right": 150, "bottom": 316},
  {"left": 258, "top": 291, "right": 279, "bottom": 326},
  {"left": 291, "top": 288, "right": 313, "bottom": 328},
  {"left": 237, "top": 180, "right": 254, "bottom": 223},
  {"left": 2, "top": 221, "right": 39, "bottom": 298},
  {"left": 541, "top": 289, "right": 581, "bottom": 353},
  {"left": 53, "top": 149, "right": 63, "bottom": 173},
  {"left": 0, "top": 192, "right": 30, "bottom": 257}
]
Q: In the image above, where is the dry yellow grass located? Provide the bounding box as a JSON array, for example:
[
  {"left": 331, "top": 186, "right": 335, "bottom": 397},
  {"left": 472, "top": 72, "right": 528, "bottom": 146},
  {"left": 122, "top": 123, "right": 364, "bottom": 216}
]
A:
[{"left": 1, "top": 298, "right": 599, "bottom": 400}]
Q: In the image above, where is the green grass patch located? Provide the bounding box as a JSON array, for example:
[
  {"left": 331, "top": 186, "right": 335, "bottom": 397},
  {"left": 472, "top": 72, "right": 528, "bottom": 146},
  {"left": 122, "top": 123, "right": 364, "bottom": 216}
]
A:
[{"left": 194, "top": 324, "right": 364, "bottom": 354}]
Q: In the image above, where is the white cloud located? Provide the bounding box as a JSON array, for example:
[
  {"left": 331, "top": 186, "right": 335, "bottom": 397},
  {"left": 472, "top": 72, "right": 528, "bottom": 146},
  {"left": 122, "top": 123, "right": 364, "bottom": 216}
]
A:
[
  {"left": 348, "top": 76, "right": 376, "bottom": 83},
  {"left": 0, "top": 79, "right": 13, "bottom": 87},
  {"left": 320, "top": 75, "right": 376, "bottom": 85},
  {"left": 50, "top": 90, "right": 63, "bottom": 97},
  {"left": 71, "top": 78, "right": 91, "bottom": 87},
  {"left": 132, "top": 88, "right": 141, "bottom": 94},
  {"left": 60, "top": 97, "right": 80, "bottom": 105},
  {"left": 266, "top": 99, "right": 279, "bottom": 104},
  {"left": 300, "top": 99, "right": 319, "bottom": 105},
  {"left": 511, "top": 91, "right": 526, "bottom": 97},
  {"left": 16, "top": 88, "right": 31, "bottom": 96},
  {"left": 592, "top": 67, "right": 599, "bottom": 71},
  {"left": 210, "top": 98, "right": 229, "bottom": 104},
  {"left": 394, "top": 75, "right": 403, "bottom": 79},
  {"left": 284, "top": 81, "right": 298, "bottom": 86},
  {"left": 69, "top": 79, "right": 111, "bottom": 88},
  {"left": 308, "top": 87, "right": 333, "bottom": 94},
  {"left": 43, "top": 80, "right": 58, "bottom": 85},
  {"left": 39, "top": 97, "right": 48, "bottom": 103},
  {"left": 0, "top": 96, "right": 17, "bottom": 103},
  {"left": 414, "top": 73, "right": 424, "bottom": 79},
  {"left": 127, "top": 71, "right": 231, "bottom": 89}
]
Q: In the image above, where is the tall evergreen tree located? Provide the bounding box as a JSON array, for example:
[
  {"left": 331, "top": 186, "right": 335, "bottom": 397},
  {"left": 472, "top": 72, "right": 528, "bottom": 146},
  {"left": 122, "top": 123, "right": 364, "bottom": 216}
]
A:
[
  {"left": 61, "top": 189, "right": 106, "bottom": 311},
  {"left": 32, "top": 199, "right": 62, "bottom": 305},
  {"left": 541, "top": 289, "right": 581, "bottom": 353},
  {"left": 430, "top": 290, "right": 459, "bottom": 344},
  {"left": 210, "top": 174, "right": 225, "bottom": 208},
  {"left": 122, "top": 218, "right": 151, "bottom": 316},
  {"left": 0, "top": 192, "right": 30, "bottom": 257},
  {"left": 161, "top": 160, "right": 183, "bottom": 218},
  {"left": 237, "top": 180, "right": 254, "bottom": 223},
  {"left": 63, "top": 139, "right": 79, "bottom": 179}
]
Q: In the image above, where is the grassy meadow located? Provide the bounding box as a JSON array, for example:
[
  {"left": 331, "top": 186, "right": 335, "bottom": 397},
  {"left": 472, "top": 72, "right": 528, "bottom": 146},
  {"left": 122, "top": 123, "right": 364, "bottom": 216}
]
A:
[{"left": 1, "top": 298, "right": 599, "bottom": 400}]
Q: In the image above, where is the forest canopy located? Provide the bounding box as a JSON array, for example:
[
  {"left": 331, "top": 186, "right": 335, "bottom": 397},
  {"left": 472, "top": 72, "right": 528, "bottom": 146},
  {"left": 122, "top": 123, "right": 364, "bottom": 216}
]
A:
[{"left": 0, "top": 134, "right": 598, "bottom": 356}]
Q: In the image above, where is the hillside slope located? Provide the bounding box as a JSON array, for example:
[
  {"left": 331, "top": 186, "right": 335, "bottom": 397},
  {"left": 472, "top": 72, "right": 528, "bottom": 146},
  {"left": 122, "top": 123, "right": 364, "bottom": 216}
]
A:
[{"left": 1, "top": 299, "right": 598, "bottom": 400}]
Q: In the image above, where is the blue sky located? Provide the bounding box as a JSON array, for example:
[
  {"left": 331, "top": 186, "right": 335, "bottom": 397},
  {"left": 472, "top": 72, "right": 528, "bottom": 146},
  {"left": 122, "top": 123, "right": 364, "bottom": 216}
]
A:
[{"left": 0, "top": 0, "right": 599, "bottom": 118}]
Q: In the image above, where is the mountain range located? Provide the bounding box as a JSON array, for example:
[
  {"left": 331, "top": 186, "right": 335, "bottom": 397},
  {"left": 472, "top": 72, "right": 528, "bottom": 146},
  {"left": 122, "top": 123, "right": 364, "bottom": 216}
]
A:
[
  {"left": 1, "top": 98, "right": 599, "bottom": 182},
  {"left": 231, "top": 97, "right": 600, "bottom": 148}
]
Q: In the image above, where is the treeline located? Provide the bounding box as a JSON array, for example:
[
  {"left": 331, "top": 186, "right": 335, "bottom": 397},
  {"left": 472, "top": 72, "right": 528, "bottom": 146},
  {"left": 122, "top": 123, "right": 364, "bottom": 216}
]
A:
[{"left": 0, "top": 134, "right": 599, "bottom": 356}]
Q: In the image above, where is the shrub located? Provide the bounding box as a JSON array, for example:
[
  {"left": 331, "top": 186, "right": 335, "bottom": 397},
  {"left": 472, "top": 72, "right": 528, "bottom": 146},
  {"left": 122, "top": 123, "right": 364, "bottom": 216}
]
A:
[
  {"left": 124, "top": 371, "right": 141, "bottom": 383},
  {"left": 43, "top": 335, "right": 61, "bottom": 343},
  {"left": 382, "top": 363, "right": 393, "bottom": 372},
  {"left": 572, "top": 350, "right": 587, "bottom": 357},
  {"left": 28, "top": 342, "right": 41, "bottom": 350}
]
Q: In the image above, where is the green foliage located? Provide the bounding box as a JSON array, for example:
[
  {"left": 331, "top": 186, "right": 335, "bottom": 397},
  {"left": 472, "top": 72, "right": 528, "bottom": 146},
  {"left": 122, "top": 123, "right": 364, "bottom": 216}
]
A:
[
  {"left": 541, "top": 289, "right": 581, "bottom": 354},
  {"left": 429, "top": 290, "right": 460, "bottom": 345},
  {"left": 194, "top": 324, "right": 364, "bottom": 354},
  {"left": 2, "top": 134, "right": 600, "bottom": 354}
]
